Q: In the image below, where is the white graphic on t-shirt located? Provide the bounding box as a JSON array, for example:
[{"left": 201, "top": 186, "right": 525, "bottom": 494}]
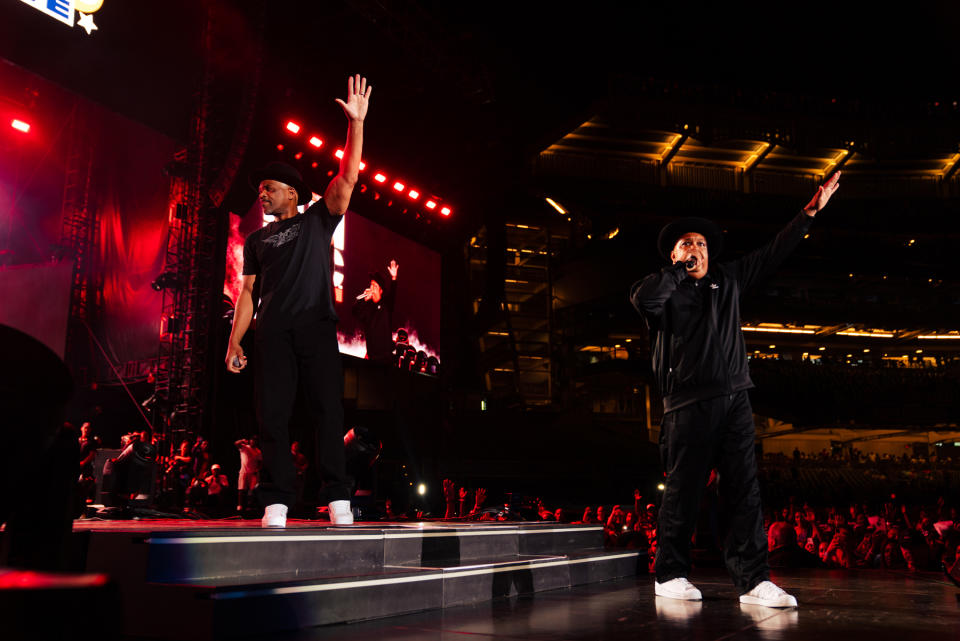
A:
[{"left": 263, "top": 223, "right": 301, "bottom": 248}]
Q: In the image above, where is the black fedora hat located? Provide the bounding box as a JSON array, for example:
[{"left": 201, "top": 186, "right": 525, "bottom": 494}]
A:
[
  {"left": 657, "top": 217, "right": 723, "bottom": 261},
  {"left": 249, "top": 161, "right": 312, "bottom": 207}
]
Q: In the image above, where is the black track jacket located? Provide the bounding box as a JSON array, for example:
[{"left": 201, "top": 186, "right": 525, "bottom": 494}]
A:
[{"left": 630, "top": 211, "right": 814, "bottom": 413}]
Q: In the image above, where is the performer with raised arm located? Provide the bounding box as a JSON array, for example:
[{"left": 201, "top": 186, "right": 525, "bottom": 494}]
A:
[
  {"left": 352, "top": 259, "right": 399, "bottom": 362},
  {"left": 226, "top": 75, "right": 371, "bottom": 528},
  {"left": 631, "top": 172, "right": 841, "bottom": 607}
]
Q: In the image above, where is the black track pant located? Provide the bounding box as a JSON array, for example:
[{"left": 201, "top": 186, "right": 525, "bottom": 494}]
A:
[
  {"left": 654, "top": 391, "right": 770, "bottom": 593},
  {"left": 254, "top": 320, "right": 349, "bottom": 508}
]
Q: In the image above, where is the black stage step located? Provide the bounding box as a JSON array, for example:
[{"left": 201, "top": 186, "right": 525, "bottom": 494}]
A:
[{"left": 75, "top": 520, "right": 639, "bottom": 640}]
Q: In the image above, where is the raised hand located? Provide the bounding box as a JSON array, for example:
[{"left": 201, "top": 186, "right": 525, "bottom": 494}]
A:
[
  {"left": 335, "top": 74, "right": 372, "bottom": 123},
  {"left": 804, "top": 171, "right": 841, "bottom": 215},
  {"left": 387, "top": 259, "right": 398, "bottom": 280},
  {"left": 473, "top": 488, "right": 487, "bottom": 513}
]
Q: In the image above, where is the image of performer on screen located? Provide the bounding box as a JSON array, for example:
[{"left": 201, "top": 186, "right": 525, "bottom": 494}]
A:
[{"left": 352, "top": 259, "right": 398, "bottom": 363}]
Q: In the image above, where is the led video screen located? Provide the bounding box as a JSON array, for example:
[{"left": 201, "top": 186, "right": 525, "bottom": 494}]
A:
[{"left": 227, "top": 207, "right": 441, "bottom": 367}]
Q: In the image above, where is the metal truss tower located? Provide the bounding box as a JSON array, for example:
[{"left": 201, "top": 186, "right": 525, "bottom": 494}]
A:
[{"left": 59, "top": 103, "right": 102, "bottom": 372}]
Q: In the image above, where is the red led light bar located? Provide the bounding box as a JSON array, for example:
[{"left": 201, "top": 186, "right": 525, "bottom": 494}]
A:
[
  {"left": 285, "top": 121, "right": 301, "bottom": 134},
  {"left": 11, "top": 119, "right": 30, "bottom": 133},
  {"left": 309, "top": 136, "right": 322, "bottom": 148}
]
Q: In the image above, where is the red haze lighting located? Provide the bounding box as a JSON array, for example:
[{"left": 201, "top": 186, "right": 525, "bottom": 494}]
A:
[
  {"left": 393, "top": 181, "right": 405, "bottom": 192},
  {"left": 309, "top": 136, "right": 322, "bottom": 148},
  {"left": 408, "top": 189, "right": 420, "bottom": 200},
  {"left": 374, "top": 173, "right": 386, "bottom": 183},
  {"left": 285, "top": 121, "right": 301, "bottom": 134},
  {"left": 440, "top": 206, "right": 451, "bottom": 216},
  {"left": 425, "top": 200, "right": 437, "bottom": 209},
  {"left": 11, "top": 119, "right": 30, "bottom": 133}
]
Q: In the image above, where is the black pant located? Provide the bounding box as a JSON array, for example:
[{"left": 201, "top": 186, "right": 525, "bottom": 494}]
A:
[
  {"left": 255, "top": 320, "right": 349, "bottom": 508},
  {"left": 655, "top": 391, "right": 769, "bottom": 592}
]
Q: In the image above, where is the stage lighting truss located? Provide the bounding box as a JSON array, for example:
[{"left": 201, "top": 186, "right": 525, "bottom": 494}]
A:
[{"left": 278, "top": 120, "right": 453, "bottom": 220}]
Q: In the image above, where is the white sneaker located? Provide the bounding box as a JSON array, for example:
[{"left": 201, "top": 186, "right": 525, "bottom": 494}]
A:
[
  {"left": 261, "top": 503, "right": 287, "bottom": 528},
  {"left": 328, "top": 500, "right": 354, "bottom": 526},
  {"left": 739, "top": 580, "right": 798, "bottom": 608},
  {"left": 654, "top": 577, "right": 702, "bottom": 601}
]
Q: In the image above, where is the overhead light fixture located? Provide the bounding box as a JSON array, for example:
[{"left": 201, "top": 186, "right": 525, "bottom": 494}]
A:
[
  {"left": 836, "top": 330, "right": 895, "bottom": 338},
  {"left": 741, "top": 326, "right": 815, "bottom": 335},
  {"left": 440, "top": 206, "right": 451, "bottom": 216},
  {"left": 425, "top": 200, "right": 437, "bottom": 210},
  {"left": 285, "top": 121, "right": 301, "bottom": 134},
  {"left": 545, "top": 197, "right": 567, "bottom": 214},
  {"left": 11, "top": 119, "right": 30, "bottom": 133},
  {"left": 374, "top": 173, "right": 386, "bottom": 183},
  {"left": 309, "top": 136, "right": 322, "bottom": 148}
]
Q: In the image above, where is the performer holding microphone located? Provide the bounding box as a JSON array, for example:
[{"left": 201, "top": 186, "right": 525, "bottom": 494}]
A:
[
  {"left": 631, "top": 172, "right": 840, "bottom": 607},
  {"left": 352, "top": 260, "right": 398, "bottom": 363}
]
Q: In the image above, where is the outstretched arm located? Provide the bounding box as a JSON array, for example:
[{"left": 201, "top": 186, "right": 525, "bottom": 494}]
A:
[
  {"left": 732, "top": 172, "right": 840, "bottom": 292},
  {"left": 324, "top": 74, "right": 371, "bottom": 215},
  {"left": 386, "top": 260, "right": 398, "bottom": 312}
]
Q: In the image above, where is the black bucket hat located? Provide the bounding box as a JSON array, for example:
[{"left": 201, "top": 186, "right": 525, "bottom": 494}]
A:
[
  {"left": 249, "top": 161, "right": 311, "bottom": 206},
  {"left": 657, "top": 217, "right": 723, "bottom": 261},
  {"left": 369, "top": 271, "right": 388, "bottom": 290}
]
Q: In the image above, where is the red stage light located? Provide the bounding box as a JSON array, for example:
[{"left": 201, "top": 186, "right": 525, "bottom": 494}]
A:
[
  {"left": 11, "top": 119, "right": 30, "bottom": 133},
  {"left": 285, "top": 121, "right": 301, "bottom": 134},
  {"left": 335, "top": 149, "right": 344, "bottom": 159},
  {"left": 294, "top": 152, "right": 303, "bottom": 160},
  {"left": 359, "top": 161, "right": 366, "bottom": 170},
  {"left": 393, "top": 181, "right": 405, "bottom": 192},
  {"left": 276, "top": 144, "right": 284, "bottom": 151},
  {"left": 374, "top": 173, "right": 386, "bottom": 183},
  {"left": 311, "top": 161, "right": 318, "bottom": 168},
  {"left": 425, "top": 200, "right": 437, "bottom": 210},
  {"left": 309, "top": 136, "right": 322, "bottom": 148},
  {"left": 408, "top": 189, "right": 420, "bottom": 200},
  {"left": 440, "top": 206, "right": 452, "bottom": 216}
]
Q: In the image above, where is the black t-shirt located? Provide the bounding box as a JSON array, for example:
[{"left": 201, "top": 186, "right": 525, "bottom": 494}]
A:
[{"left": 243, "top": 201, "right": 343, "bottom": 331}]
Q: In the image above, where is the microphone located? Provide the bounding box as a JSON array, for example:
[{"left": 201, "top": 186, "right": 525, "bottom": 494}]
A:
[
  {"left": 682, "top": 257, "right": 696, "bottom": 269},
  {"left": 355, "top": 292, "right": 368, "bottom": 301}
]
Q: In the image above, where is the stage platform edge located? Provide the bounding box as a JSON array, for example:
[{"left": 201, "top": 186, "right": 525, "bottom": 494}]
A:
[{"left": 74, "top": 519, "right": 641, "bottom": 640}]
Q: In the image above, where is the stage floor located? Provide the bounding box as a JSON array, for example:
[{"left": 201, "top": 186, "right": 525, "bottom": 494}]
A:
[
  {"left": 71, "top": 517, "right": 583, "bottom": 532},
  {"left": 269, "top": 568, "right": 959, "bottom": 641}
]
